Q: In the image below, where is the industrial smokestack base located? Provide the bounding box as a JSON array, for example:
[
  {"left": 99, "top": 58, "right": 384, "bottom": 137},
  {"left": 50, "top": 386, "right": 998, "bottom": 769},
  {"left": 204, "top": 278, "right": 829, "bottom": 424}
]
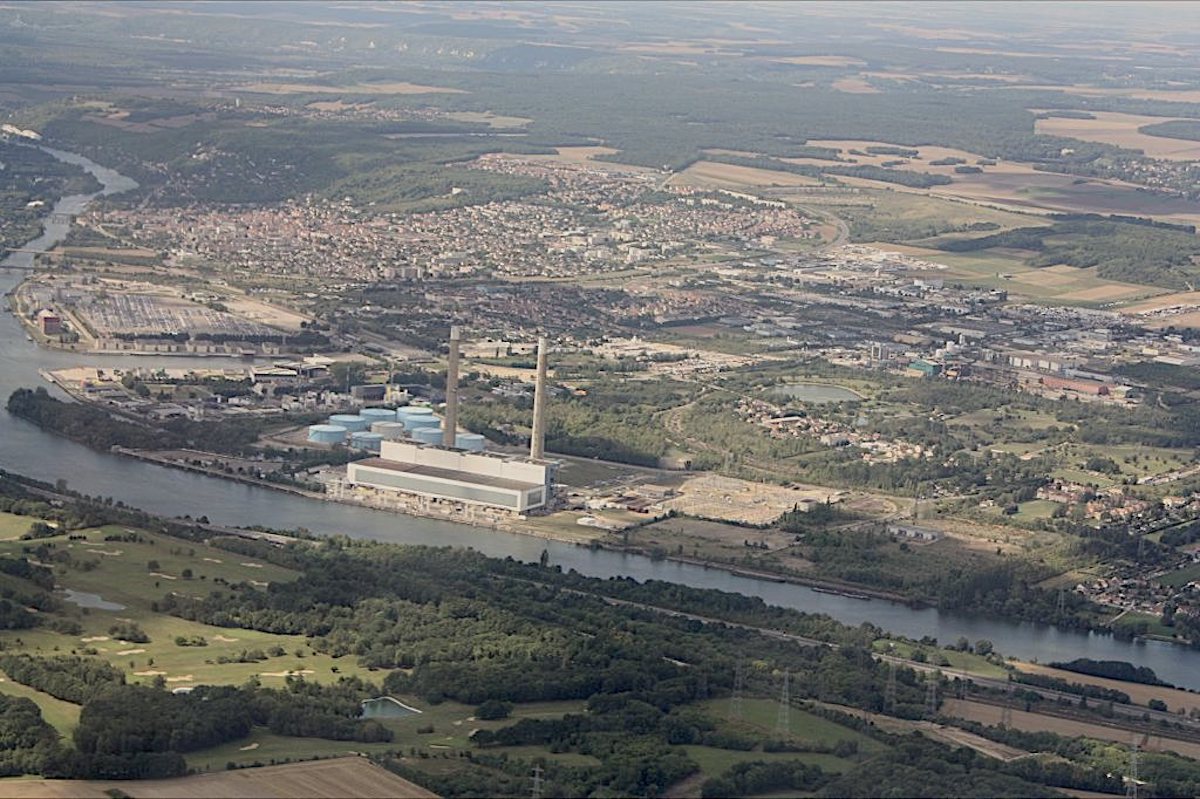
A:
[
  {"left": 530, "top": 336, "right": 548, "bottom": 459},
  {"left": 443, "top": 326, "right": 461, "bottom": 448}
]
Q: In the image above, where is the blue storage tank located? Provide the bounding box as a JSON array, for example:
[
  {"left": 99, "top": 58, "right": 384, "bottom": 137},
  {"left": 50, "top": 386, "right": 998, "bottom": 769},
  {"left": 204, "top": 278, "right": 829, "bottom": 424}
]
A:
[
  {"left": 307, "top": 424, "right": 348, "bottom": 445},
  {"left": 360, "top": 408, "right": 397, "bottom": 424},
  {"left": 411, "top": 426, "right": 444, "bottom": 445},
  {"left": 329, "top": 414, "right": 368, "bottom": 432},
  {"left": 455, "top": 433, "right": 486, "bottom": 452},
  {"left": 350, "top": 431, "right": 384, "bottom": 453},
  {"left": 403, "top": 416, "right": 440, "bottom": 431}
]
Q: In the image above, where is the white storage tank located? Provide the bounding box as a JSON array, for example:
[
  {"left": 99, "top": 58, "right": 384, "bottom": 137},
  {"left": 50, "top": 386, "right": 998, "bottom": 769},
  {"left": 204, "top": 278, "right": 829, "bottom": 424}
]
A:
[
  {"left": 397, "top": 406, "right": 435, "bottom": 423},
  {"left": 411, "top": 426, "right": 444, "bottom": 445},
  {"left": 329, "top": 414, "right": 368, "bottom": 432},
  {"left": 455, "top": 433, "right": 486, "bottom": 452},
  {"left": 350, "top": 431, "right": 384, "bottom": 453},
  {"left": 307, "top": 424, "right": 348, "bottom": 445},
  {"left": 370, "top": 421, "right": 407, "bottom": 440},
  {"left": 360, "top": 408, "right": 397, "bottom": 424}
]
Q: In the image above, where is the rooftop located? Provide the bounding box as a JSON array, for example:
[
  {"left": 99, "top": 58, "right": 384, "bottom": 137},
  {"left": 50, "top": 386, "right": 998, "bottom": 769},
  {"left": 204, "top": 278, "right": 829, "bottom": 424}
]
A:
[{"left": 355, "top": 457, "right": 542, "bottom": 492}]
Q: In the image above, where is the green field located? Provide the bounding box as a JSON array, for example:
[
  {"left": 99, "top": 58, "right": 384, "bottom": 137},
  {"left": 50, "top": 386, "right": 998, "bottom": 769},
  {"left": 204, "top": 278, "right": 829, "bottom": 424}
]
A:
[
  {"left": 0, "top": 526, "right": 392, "bottom": 690},
  {"left": 872, "top": 640, "right": 1009, "bottom": 679},
  {"left": 186, "top": 698, "right": 589, "bottom": 771},
  {"left": 1159, "top": 563, "right": 1200, "bottom": 589},
  {"left": 0, "top": 511, "right": 43, "bottom": 539},
  {"left": 0, "top": 672, "right": 81, "bottom": 739}
]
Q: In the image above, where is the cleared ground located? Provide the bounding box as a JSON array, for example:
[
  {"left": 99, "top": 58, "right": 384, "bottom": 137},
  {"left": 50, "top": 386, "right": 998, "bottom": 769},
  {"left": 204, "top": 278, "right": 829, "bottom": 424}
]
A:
[
  {"left": 0, "top": 757, "right": 436, "bottom": 798},
  {"left": 662, "top": 474, "right": 843, "bottom": 525},
  {"left": 942, "top": 699, "right": 1200, "bottom": 760},
  {"left": 1013, "top": 662, "right": 1200, "bottom": 716}
]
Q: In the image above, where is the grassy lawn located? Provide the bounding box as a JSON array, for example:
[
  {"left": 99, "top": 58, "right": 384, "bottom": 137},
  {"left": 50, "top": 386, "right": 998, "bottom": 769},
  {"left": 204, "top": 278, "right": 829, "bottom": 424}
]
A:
[
  {"left": 0, "top": 511, "right": 42, "bottom": 540},
  {"left": 0, "top": 526, "right": 396, "bottom": 689},
  {"left": 1159, "top": 562, "right": 1200, "bottom": 589},
  {"left": 0, "top": 672, "right": 81, "bottom": 739},
  {"left": 1112, "top": 611, "right": 1178, "bottom": 638},
  {"left": 1015, "top": 499, "right": 1062, "bottom": 522},
  {"left": 873, "top": 640, "right": 1009, "bottom": 679},
  {"left": 698, "top": 698, "right": 885, "bottom": 755},
  {"left": 187, "top": 697, "right": 588, "bottom": 771}
]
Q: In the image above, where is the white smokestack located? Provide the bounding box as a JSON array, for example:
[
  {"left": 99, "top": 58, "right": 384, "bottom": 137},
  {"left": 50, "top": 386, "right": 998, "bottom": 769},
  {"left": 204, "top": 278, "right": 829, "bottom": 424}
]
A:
[
  {"left": 530, "top": 336, "right": 548, "bottom": 459},
  {"left": 443, "top": 326, "right": 461, "bottom": 448}
]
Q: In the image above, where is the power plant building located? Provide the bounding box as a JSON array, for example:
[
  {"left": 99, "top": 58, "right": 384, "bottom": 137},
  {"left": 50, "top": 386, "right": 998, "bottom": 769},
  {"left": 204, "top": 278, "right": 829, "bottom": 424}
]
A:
[
  {"left": 338, "top": 331, "right": 558, "bottom": 519},
  {"left": 347, "top": 441, "right": 555, "bottom": 513}
]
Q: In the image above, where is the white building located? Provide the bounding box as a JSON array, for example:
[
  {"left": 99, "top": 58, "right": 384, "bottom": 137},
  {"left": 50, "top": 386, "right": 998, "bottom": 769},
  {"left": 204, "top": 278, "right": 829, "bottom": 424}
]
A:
[{"left": 347, "top": 440, "right": 556, "bottom": 513}]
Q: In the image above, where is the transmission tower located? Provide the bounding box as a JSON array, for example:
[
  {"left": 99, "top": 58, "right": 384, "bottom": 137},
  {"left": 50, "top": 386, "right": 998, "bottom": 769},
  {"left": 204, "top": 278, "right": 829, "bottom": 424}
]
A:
[
  {"left": 884, "top": 660, "right": 898, "bottom": 715},
  {"left": 729, "top": 658, "right": 745, "bottom": 721},
  {"left": 1057, "top": 587, "right": 1067, "bottom": 616},
  {"left": 776, "top": 669, "right": 791, "bottom": 736},
  {"left": 1000, "top": 682, "right": 1014, "bottom": 729},
  {"left": 697, "top": 671, "right": 709, "bottom": 700},
  {"left": 925, "top": 671, "right": 939, "bottom": 718},
  {"left": 1126, "top": 735, "right": 1140, "bottom": 799},
  {"left": 532, "top": 764, "right": 544, "bottom": 799}
]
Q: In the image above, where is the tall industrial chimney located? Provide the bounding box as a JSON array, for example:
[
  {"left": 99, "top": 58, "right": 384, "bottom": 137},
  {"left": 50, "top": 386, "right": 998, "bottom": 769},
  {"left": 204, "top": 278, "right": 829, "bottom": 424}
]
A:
[
  {"left": 443, "top": 325, "right": 461, "bottom": 448},
  {"left": 530, "top": 336, "right": 548, "bottom": 459}
]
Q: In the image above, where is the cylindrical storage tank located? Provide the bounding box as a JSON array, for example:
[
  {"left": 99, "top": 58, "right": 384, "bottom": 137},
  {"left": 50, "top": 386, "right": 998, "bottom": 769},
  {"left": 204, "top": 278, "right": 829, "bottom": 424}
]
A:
[
  {"left": 329, "top": 414, "right": 368, "bottom": 432},
  {"left": 455, "top": 433, "right": 486, "bottom": 452},
  {"left": 350, "top": 431, "right": 384, "bottom": 453},
  {"left": 307, "top": 424, "right": 348, "bottom": 444},
  {"left": 397, "top": 406, "right": 434, "bottom": 422},
  {"left": 370, "top": 421, "right": 407, "bottom": 440},
  {"left": 360, "top": 408, "right": 397, "bottom": 424},
  {"left": 411, "top": 426, "right": 444, "bottom": 446},
  {"left": 402, "top": 416, "right": 440, "bottom": 431}
]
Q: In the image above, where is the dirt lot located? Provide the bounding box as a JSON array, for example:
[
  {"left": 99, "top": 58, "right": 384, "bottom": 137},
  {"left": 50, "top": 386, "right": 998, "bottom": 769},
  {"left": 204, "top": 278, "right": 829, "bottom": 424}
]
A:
[
  {"left": 223, "top": 296, "right": 311, "bottom": 332},
  {"left": 0, "top": 758, "right": 436, "bottom": 798},
  {"left": 662, "top": 474, "right": 840, "bottom": 525},
  {"left": 1035, "top": 111, "right": 1200, "bottom": 160},
  {"left": 942, "top": 699, "right": 1200, "bottom": 760}
]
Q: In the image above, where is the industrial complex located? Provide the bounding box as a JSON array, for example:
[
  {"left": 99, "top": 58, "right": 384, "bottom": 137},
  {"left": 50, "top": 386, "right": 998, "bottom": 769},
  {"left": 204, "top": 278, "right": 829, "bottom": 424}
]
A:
[{"left": 328, "top": 330, "right": 559, "bottom": 522}]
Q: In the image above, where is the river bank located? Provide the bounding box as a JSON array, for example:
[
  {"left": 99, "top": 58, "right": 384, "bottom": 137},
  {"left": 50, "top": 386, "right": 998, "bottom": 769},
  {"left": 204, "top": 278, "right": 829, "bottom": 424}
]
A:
[{"left": 7, "top": 143, "right": 1200, "bottom": 691}]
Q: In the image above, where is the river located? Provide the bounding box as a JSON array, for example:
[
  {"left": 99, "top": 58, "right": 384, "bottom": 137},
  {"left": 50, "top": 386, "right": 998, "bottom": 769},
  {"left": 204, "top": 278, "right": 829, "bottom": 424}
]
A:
[{"left": 4, "top": 146, "right": 1200, "bottom": 689}]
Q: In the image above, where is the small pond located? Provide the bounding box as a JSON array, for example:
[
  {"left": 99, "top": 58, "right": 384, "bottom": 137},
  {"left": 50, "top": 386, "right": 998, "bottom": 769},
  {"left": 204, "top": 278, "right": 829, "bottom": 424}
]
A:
[
  {"left": 771, "top": 383, "right": 863, "bottom": 403},
  {"left": 360, "top": 696, "right": 422, "bottom": 719},
  {"left": 61, "top": 588, "right": 125, "bottom": 611}
]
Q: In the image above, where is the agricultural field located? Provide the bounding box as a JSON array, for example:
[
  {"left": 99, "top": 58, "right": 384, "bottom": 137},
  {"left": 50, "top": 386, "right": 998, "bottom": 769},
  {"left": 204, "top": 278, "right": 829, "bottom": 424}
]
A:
[
  {"left": 1034, "top": 111, "right": 1200, "bottom": 161},
  {"left": 232, "top": 81, "right": 467, "bottom": 96},
  {"left": 2, "top": 758, "right": 436, "bottom": 799},
  {"left": 940, "top": 699, "right": 1200, "bottom": 762},
  {"left": 870, "top": 243, "right": 1165, "bottom": 305},
  {"left": 667, "top": 160, "right": 824, "bottom": 189}
]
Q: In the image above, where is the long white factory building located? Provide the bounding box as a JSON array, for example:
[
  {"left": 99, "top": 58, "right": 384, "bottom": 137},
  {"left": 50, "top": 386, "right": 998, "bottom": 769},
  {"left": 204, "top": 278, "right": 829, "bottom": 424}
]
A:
[
  {"left": 340, "top": 333, "right": 558, "bottom": 518},
  {"left": 348, "top": 441, "right": 554, "bottom": 512}
]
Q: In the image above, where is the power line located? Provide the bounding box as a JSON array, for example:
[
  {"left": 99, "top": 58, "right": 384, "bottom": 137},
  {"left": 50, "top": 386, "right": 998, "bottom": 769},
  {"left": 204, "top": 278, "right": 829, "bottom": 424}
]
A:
[
  {"left": 925, "top": 671, "right": 939, "bottom": 719},
  {"left": 776, "top": 669, "right": 790, "bottom": 736},
  {"left": 532, "top": 764, "right": 544, "bottom": 799},
  {"left": 884, "top": 660, "right": 897, "bottom": 715},
  {"left": 730, "top": 657, "right": 745, "bottom": 721}
]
